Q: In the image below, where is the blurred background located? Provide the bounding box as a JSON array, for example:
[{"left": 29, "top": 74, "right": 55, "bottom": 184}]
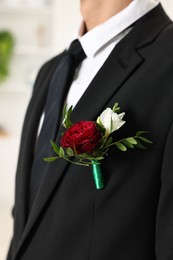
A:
[{"left": 0, "top": 0, "right": 172, "bottom": 259}]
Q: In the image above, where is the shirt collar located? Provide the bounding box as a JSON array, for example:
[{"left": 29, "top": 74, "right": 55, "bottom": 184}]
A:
[{"left": 71, "top": 0, "right": 159, "bottom": 58}]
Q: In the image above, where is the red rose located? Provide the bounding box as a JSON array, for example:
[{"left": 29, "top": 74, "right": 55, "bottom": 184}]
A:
[{"left": 61, "top": 121, "right": 102, "bottom": 154}]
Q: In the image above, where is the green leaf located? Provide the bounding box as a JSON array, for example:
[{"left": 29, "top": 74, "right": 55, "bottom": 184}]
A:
[
  {"left": 44, "top": 157, "right": 58, "bottom": 162},
  {"left": 122, "top": 140, "right": 134, "bottom": 149},
  {"left": 106, "top": 137, "right": 113, "bottom": 146},
  {"left": 114, "top": 108, "right": 120, "bottom": 113},
  {"left": 137, "top": 136, "right": 153, "bottom": 144},
  {"left": 62, "top": 104, "right": 73, "bottom": 129},
  {"left": 101, "top": 135, "right": 107, "bottom": 144},
  {"left": 78, "top": 153, "right": 88, "bottom": 158},
  {"left": 50, "top": 140, "right": 59, "bottom": 155},
  {"left": 59, "top": 147, "right": 65, "bottom": 157},
  {"left": 67, "top": 105, "right": 73, "bottom": 117},
  {"left": 115, "top": 142, "right": 127, "bottom": 152},
  {"left": 66, "top": 147, "right": 74, "bottom": 156},
  {"left": 126, "top": 137, "right": 137, "bottom": 145},
  {"left": 112, "top": 103, "right": 120, "bottom": 113},
  {"left": 112, "top": 103, "right": 118, "bottom": 109},
  {"left": 136, "top": 131, "right": 149, "bottom": 136},
  {"left": 135, "top": 140, "right": 146, "bottom": 149},
  {"left": 94, "top": 157, "right": 104, "bottom": 161},
  {"left": 62, "top": 103, "right": 68, "bottom": 119}
]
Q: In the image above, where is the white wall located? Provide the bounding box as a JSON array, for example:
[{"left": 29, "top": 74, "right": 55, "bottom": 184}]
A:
[
  {"left": 161, "top": 0, "right": 173, "bottom": 17},
  {"left": 52, "top": 0, "right": 81, "bottom": 53}
]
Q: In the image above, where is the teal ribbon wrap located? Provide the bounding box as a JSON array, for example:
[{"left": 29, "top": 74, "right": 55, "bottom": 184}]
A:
[{"left": 91, "top": 160, "right": 104, "bottom": 189}]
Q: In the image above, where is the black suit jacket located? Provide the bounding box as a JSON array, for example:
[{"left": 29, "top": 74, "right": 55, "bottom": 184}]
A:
[{"left": 7, "top": 4, "right": 173, "bottom": 260}]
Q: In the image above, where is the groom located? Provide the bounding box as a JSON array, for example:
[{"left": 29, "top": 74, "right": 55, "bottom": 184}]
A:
[{"left": 7, "top": 0, "right": 173, "bottom": 259}]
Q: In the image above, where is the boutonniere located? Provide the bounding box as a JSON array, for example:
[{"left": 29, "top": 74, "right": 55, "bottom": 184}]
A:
[{"left": 44, "top": 103, "right": 152, "bottom": 189}]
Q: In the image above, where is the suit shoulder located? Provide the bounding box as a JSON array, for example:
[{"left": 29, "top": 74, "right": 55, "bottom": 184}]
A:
[
  {"left": 151, "top": 21, "right": 173, "bottom": 62},
  {"left": 39, "top": 51, "right": 65, "bottom": 75},
  {"left": 158, "top": 21, "right": 173, "bottom": 45},
  {"left": 32, "top": 51, "right": 65, "bottom": 94}
]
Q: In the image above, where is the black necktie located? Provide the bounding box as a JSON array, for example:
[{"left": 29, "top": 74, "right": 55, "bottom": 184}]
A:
[{"left": 28, "top": 40, "right": 86, "bottom": 213}]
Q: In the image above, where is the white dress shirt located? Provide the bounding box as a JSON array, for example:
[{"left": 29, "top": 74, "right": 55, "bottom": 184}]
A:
[
  {"left": 66, "top": 0, "right": 159, "bottom": 108},
  {"left": 38, "top": 0, "right": 159, "bottom": 135}
]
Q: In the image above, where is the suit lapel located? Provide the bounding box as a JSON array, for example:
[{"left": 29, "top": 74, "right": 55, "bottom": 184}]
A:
[{"left": 15, "top": 4, "right": 171, "bottom": 259}]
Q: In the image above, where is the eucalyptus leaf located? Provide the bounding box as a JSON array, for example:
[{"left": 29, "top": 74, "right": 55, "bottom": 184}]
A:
[
  {"left": 126, "top": 137, "right": 137, "bottom": 145},
  {"left": 66, "top": 147, "right": 74, "bottom": 156},
  {"left": 137, "top": 136, "right": 153, "bottom": 144},
  {"left": 78, "top": 153, "right": 88, "bottom": 158},
  {"left": 136, "top": 131, "right": 149, "bottom": 136},
  {"left": 94, "top": 157, "right": 104, "bottom": 161},
  {"left": 44, "top": 157, "right": 58, "bottom": 162},
  {"left": 135, "top": 140, "right": 146, "bottom": 149},
  {"left": 122, "top": 140, "right": 134, "bottom": 149},
  {"left": 106, "top": 137, "right": 113, "bottom": 146},
  {"left": 59, "top": 147, "right": 65, "bottom": 157},
  {"left": 50, "top": 140, "right": 59, "bottom": 155},
  {"left": 115, "top": 142, "right": 127, "bottom": 151}
]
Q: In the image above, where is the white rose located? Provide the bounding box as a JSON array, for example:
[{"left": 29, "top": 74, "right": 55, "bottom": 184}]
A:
[{"left": 97, "top": 108, "right": 125, "bottom": 137}]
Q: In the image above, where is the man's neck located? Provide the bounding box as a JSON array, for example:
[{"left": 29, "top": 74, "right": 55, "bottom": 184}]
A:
[{"left": 80, "top": 0, "right": 133, "bottom": 32}]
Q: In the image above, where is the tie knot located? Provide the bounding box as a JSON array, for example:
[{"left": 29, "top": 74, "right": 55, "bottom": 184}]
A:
[{"left": 67, "top": 39, "right": 86, "bottom": 67}]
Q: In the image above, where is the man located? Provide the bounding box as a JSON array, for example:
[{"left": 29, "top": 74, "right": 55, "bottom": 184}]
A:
[{"left": 7, "top": 0, "right": 173, "bottom": 259}]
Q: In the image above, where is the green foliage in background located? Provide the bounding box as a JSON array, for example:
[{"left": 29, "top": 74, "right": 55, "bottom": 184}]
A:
[{"left": 0, "top": 31, "right": 15, "bottom": 83}]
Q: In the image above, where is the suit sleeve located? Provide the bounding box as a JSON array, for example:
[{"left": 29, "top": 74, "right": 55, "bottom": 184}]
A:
[
  {"left": 6, "top": 239, "right": 13, "bottom": 260},
  {"left": 6, "top": 60, "right": 49, "bottom": 260},
  {"left": 155, "top": 121, "right": 173, "bottom": 259}
]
